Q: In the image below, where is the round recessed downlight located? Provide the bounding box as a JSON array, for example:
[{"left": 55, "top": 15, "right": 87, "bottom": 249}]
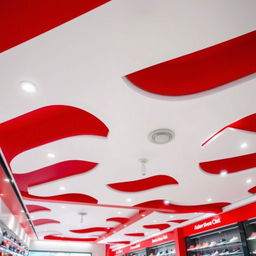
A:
[
  {"left": 149, "top": 129, "right": 174, "bottom": 144},
  {"left": 20, "top": 81, "right": 37, "bottom": 93}
]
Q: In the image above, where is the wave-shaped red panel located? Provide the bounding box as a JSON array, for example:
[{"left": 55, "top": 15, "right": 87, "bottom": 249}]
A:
[
  {"left": 134, "top": 200, "right": 229, "bottom": 213},
  {"left": 107, "top": 175, "right": 178, "bottom": 192},
  {"left": 0, "top": 0, "right": 110, "bottom": 53},
  {"left": 248, "top": 186, "right": 256, "bottom": 194},
  {"left": 26, "top": 205, "right": 51, "bottom": 213},
  {"left": 199, "top": 153, "right": 256, "bottom": 174},
  {"left": 167, "top": 219, "right": 188, "bottom": 223},
  {"left": 125, "top": 233, "right": 145, "bottom": 237},
  {"left": 202, "top": 113, "right": 256, "bottom": 146},
  {"left": 143, "top": 224, "right": 170, "bottom": 231},
  {"left": 126, "top": 31, "right": 256, "bottom": 96},
  {"left": 14, "top": 160, "right": 97, "bottom": 193},
  {"left": 70, "top": 227, "right": 109, "bottom": 233},
  {"left": 0, "top": 105, "right": 109, "bottom": 164},
  {"left": 44, "top": 235, "right": 97, "bottom": 242},
  {"left": 33, "top": 219, "right": 60, "bottom": 226},
  {"left": 108, "top": 241, "right": 131, "bottom": 245},
  {"left": 22, "top": 192, "right": 98, "bottom": 204},
  {"left": 106, "top": 217, "right": 129, "bottom": 224}
]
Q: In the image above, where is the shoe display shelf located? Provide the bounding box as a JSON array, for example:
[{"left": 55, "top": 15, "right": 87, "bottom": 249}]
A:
[
  {"left": 243, "top": 218, "right": 256, "bottom": 255},
  {"left": 185, "top": 224, "right": 247, "bottom": 256},
  {"left": 128, "top": 249, "right": 147, "bottom": 256},
  {"left": 147, "top": 241, "right": 176, "bottom": 256}
]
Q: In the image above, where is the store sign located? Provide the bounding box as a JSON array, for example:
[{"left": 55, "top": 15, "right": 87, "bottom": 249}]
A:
[
  {"left": 130, "top": 243, "right": 141, "bottom": 250},
  {"left": 151, "top": 234, "right": 169, "bottom": 244},
  {"left": 194, "top": 217, "right": 221, "bottom": 231}
]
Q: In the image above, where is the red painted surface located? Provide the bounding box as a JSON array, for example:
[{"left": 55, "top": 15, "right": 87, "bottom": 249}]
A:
[
  {"left": 173, "top": 228, "right": 186, "bottom": 256},
  {"left": 134, "top": 200, "right": 229, "bottom": 213},
  {"left": 125, "top": 233, "right": 145, "bottom": 237},
  {"left": 106, "top": 217, "right": 129, "bottom": 224},
  {"left": 126, "top": 31, "right": 256, "bottom": 96},
  {"left": 22, "top": 191, "right": 98, "bottom": 204},
  {"left": 70, "top": 227, "right": 109, "bottom": 233},
  {"left": 0, "top": 157, "right": 35, "bottom": 238},
  {"left": 108, "top": 175, "right": 178, "bottom": 192},
  {"left": 33, "top": 218, "right": 60, "bottom": 226},
  {"left": 109, "top": 241, "right": 131, "bottom": 245},
  {"left": 0, "top": 105, "right": 109, "bottom": 164},
  {"left": 0, "top": 0, "right": 110, "bottom": 53},
  {"left": 168, "top": 219, "right": 188, "bottom": 223},
  {"left": 44, "top": 235, "right": 97, "bottom": 242},
  {"left": 143, "top": 224, "right": 170, "bottom": 231},
  {"left": 26, "top": 204, "right": 51, "bottom": 213},
  {"left": 202, "top": 113, "right": 256, "bottom": 146},
  {"left": 199, "top": 153, "right": 256, "bottom": 174},
  {"left": 14, "top": 160, "right": 97, "bottom": 193},
  {"left": 183, "top": 202, "right": 256, "bottom": 236},
  {"left": 248, "top": 186, "right": 256, "bottom": 194}
]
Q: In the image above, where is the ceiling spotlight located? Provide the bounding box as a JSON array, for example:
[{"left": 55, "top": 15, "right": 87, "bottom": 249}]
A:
[
  {"left": 20, "top": 81, "right": 37, "bottom": 93},
  {"left": 207, "top": 198, "right": 212, "bottom": 202},
  {"left": 4, "top": 178, "right": 9, "bottom": 182},
  {"left": 126, "top": 198, "right": 132, "bottom": 202},
  {"left": 61, "top": 205, "right": 66, "bottom": 209},
  {"left": 169, "top": 215, "right": 174, "bottom": 218},
  {"left": 20, "top": 210, "right": 24, "bottom": 213},
  {"left": 59, "top": 186, "right": 65, "bottom": 191},
  {"left": 220, "top": 170, "right": 227, "bottom": 176},
  {"left": 164, "top": 200, "right": 170, "bottom": 205},
  {"left": 149, "top": 129, "right": 174, "bottom": 144},
  {"left": 240, "top": 142, "right": 248, "bottom": 149},
  {"left": 246, "top": 178, "right": 252, "bottom": 184},
  {"left": 117, "top": 211, "right": 122, "bottom": 215},
  {"left": 153, "top": 220, "right": 157, "bottom": 223},
  {"left": 47, "top": 153, "right": 55, "bottom": 159},
  {"left": 141, "top": 214, "right": 146, "bottom": 217}
]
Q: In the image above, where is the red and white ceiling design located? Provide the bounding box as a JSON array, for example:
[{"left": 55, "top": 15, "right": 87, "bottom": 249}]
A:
[{"left": 0, "top": 0, "right": 255, "bottom": 247}]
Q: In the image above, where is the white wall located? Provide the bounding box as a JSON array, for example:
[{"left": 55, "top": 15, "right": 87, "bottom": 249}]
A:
[{"left": 29, "top": 240, "right": 106, "bottom": 256}]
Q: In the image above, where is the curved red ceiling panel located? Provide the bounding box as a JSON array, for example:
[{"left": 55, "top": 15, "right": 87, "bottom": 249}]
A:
[
  {"left": 126, "top": 31, "right": 256, "bottom": 96},
  {"left": 106, "top": 217, "right": 129, "bottom": 224},
  {"left": 202, "top": 113, "right": 256, "bottom": 146},
  {"left": 124, "top": 233, "right": 145, "bottom": 237},
  {"left": 26, "top": 204, "right": 51, "bottom": 213},
  {"left": 107, "top": 175, "right": 178, "bottom": 192},
  {"left": 167, "top": 219, "right": 188, "bottom": 223},
  {"left": 199, "top": 153, "right": 256, "bottom": 174},
  {"left": 44, "top": 235, "right": 97, "bottom": 242},
  {"left": 0, "top": 105, "right": 109, "bottom": 164},
  {"left": 143, "top": 224, "right": 170, "bottom": 231},
  {"left": 33, "top": 219, "right": 60, "bottom": 226},
  {"left": 108, "top": 241, "right": 131, "bottom": 245},
  {"left": 248, "top": 186, "right": 256, "bottom": 194},
  {"left": 70, "top": 227, "right": 109, "bottom": 233},
  {"left": 134, "top": 200, "right": 229, "bottom": 214},
  {"left": 14, "top": 160, "right": 97, "bottom": 192},
  {"left": 21, "top": 192, "right": 98, "bottom": 204},
  {"left": 0, "top": 0, "right": 110, "bottom": 53}
]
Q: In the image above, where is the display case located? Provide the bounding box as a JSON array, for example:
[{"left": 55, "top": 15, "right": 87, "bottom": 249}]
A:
[
  {"left": 147, "top": 242, "right": 176, "bottom": 256},
  {"left": 185, "top": 224, "right": 247, "bottom": 256},
  {"left": 244, "top": 218, "right": 256, "bottom": 255},
  {"left": 128, "top": 249, "right": 146, "bottom": 256}
]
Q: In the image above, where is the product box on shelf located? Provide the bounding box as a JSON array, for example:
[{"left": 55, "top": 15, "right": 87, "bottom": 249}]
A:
[{"left": 244, "top": 218, "right": 256, "bottom": 255}]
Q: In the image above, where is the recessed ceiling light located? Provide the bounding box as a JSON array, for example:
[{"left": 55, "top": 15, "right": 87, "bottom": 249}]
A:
[
  {"left": 153, "top": 220, "right": 157, "bottom": 223},
  {"left": 220, "top": 170, "right": 227, "bottom": 176},
  {"left": 240, "top": 142, "right": 248, "bottom": 149},
  {"left": 4, "top": 178, "right": 9, "bottom": 182},
  {"left": 47, "top": 153, "right": 55, "bottom": 158},
  {"left": 149, "top": 129, "right": 174, "bottom": 144},
  {"left": 59, "top": 186, "right": 65, "bottom": 191},
  {"left": 61, "top": 205, "right": 66, "bottom": 209},
  {"left": 20, "top": 81, "right": 37, "bottom": 93},
  {"left": 207, "top": 198, "right": 212, "bottom": 202},
  {"left": 20, "top": 210, "right": 24, "bottom": 213},
  {"left": 31, "top": 216, "right": 35, "bottom": 219},
  {"left": 163, "top": 200, "right": 170, "bottom": 205},
  {"left": 126, "top": 198, "right": 132, "bottom": 202},
  {"left": 141, "top": 214, "right": 145, "bottom": 217},
  {"left": 169, "top": 215, "right": 174, "bottom": 218},
  {"left": 117, "top": 211, "right": 122, "bottom": 215},
  {"left": 246, "top": 178, "right": 252, "bottom": 184}
]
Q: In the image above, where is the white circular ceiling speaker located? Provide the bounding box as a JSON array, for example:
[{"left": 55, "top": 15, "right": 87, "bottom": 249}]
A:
[{"left": 149, "top": 129, "right": 174, "bottom": 144}]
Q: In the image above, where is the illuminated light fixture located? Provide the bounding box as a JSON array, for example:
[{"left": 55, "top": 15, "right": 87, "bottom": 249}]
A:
[
  {"left": 61, "top": 205, "right": 66, "bottom": 209},
  {"left": 164, "top": 200, "right": 170, "bottom": 205},
  {"left": 246, "top": 178, "right": 252, "bottom": 184},
  {"left": 153, "top": 220, "right": 157, "bottom": 223},
  {"left": 207, "top": 198, "right": 212, "bottom": 202},
  {"left": 240, "top": 142, "right": 248, "bottom": 149},
  {"left": 4, "top": 178, "right": 9, "bottom": 182},
  {"left": 117, "top": 211, "right": 122, "bottom": 215},
  {"left": 20, "top": 81, "right": 37, "bottom": 93},
  {"left": 59, "top": 186, "right": 65, "bottom": 191},
  {"left": 141, "top": 214, "right": 145, "bottom": 217},
  {"left": 169, "top": 215, "right": 174, "bottom": 218},
  {"left": 220, "top": 170, "right": 227, "bottom": 176},
  {"left": 47, "top": 153, "right": 55, "bottom": 158},
  {"left": 126, "top": 198, "right": 132, "bottom": 202}
]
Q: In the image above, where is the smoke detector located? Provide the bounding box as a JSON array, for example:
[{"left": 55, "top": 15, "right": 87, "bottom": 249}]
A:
[{"left": 149, "top": 129, "right": 174, "bottom": 144}]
